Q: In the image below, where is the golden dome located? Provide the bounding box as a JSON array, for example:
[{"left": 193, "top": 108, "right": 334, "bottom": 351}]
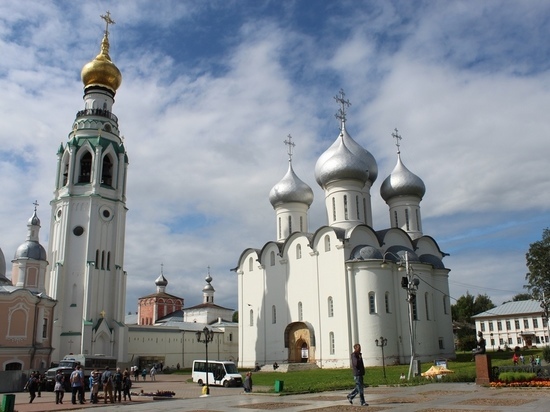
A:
[{"left": 81, "top": 33, "right": 122, "bottom": 93}]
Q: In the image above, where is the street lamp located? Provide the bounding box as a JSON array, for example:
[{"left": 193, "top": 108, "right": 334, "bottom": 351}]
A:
[
  {"left": 196, "top": 326, "right": 214, "bottom": 395},
  {"left": 382, "top": 251, "right": 419, "bottom": 380},
  {"left": 375, "top": 336, "right": 388, "bottom": 379},
  {"left": 490, "top": 333, "right": 494, "bottom": 351}
]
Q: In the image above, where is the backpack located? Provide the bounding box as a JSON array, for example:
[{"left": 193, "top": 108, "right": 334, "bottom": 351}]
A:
[
  {"left": 70, "top": 371, "right": 81, "bottom": 385},
  {"left": 102, "top": 370, "right": 112, "bottom": 384}
]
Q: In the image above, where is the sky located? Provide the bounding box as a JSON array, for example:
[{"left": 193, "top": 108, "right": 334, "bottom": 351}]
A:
[{"left": 1, "top": 0, "right": 549, "bottom": 314}]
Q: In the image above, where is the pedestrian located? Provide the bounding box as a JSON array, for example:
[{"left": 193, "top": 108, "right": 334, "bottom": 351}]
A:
[
  {"left": 90, "top": 370, "right": 100, "bottom": 404},
  {"left": 122, "top": 371, "right": 133, "bottom": 401},
  {"left": 141, "top": 367, "right": 147, "bottom": 381},
  {"left": 133, "top": 365, "right": 139, "bottom": 381},
  {"left": 102, "top": 366, "right": 115, "bottom": 404},
  {"left": 114, "top": 367, "right": 123, "bottom": 402},
  {"left": 36, "top": 373, "right": 43, "bottom": 397},
  {"left": 54, "top": 369, "right": 65, "bottom": 404},
  {"left": 25, "top": 372, "right": 38, "bottom": 403},
  {"left": 243, "top": 372, "right": 253, "bottom": 393},
  {"left": 150, "top": 365, "right": 156, "bottom": 381},
  {"left": 70, "top": 365, "right": 85, "bottom": 405},
  {"left": 346, "top": 343, "right": 367, "bottom": 406}
]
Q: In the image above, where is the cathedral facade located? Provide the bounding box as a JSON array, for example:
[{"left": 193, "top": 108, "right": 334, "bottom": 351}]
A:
[
  {"left": 235, "top": 95, "right": 455, "bottom": 368},
  {"left": 45, "top": 13, "right": 129, "bottom": 362}
]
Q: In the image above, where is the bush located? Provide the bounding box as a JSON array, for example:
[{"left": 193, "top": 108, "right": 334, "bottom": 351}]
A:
[
  {"left": 542, "top": 346, "right": 550, "bottom": 363},
  {"left": 498, "top": 372, "right": 536, "bottom": 383}
]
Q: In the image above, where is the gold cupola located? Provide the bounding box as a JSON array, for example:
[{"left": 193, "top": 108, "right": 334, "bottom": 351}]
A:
[{"left": 81, "top": 13, "right": 122, "bottom": 93}]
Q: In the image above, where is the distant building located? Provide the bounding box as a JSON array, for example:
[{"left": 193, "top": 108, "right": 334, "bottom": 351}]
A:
[
  {"left": 473, "top": 300, "right": 548, "bottom": 349},
  {"left": 126, "top": 271, "right": 238, "bottom": 369},
  {"left": 0, "top": 207, "right": 56, "bottom": 371}
]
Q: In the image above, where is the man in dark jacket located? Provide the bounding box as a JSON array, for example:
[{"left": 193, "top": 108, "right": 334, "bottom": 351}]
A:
[{"left": 347, "top": 343, "right": 367, "bottom": 406}]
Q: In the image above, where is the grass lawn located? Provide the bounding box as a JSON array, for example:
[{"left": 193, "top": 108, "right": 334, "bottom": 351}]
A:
[{"left": 239, "top": 349, "right": 544, "bottom": 393}]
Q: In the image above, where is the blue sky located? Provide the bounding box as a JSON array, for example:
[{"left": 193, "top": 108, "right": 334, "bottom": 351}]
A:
[{"left": 1, "top": 0, "right": 550, "bottom": 313}]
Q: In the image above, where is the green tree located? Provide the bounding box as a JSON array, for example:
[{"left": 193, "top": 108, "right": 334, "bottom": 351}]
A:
[
  {"left": 525, "top": 228, "right": 550, "bottom": 325},
  {"left": 512, "top": 293, "right": 532, "bottom": 301},
  {"left": 232, "top": 311, "right": 238, "bottom": 323},
  {"left": 452, "top": 292, "right": 495, "bottom": 324}
]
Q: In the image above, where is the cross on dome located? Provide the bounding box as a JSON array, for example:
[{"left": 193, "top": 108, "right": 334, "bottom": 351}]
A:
[
  {"left": 334, "top": 88, "right": 351, "bottom": 126},
  {"left": 100, "top": 11, "right": 115, "bottom": 37},
  {"left": 392, "top": 128, "right": 402, "bottom": 154},
  {"left": 33, "top": 200, "right": 39, "bottom": 212},
  {"left": 284, "top": 134, "right": 295, "bottom": 163}
]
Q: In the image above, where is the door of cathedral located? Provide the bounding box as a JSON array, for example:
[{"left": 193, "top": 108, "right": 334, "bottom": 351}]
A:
[{"left": 284, "top": 322, "right": 315, "bottom": 363}]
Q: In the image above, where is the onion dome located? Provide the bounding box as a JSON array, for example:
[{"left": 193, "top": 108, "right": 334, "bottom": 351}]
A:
[
  {"left": 203, "top": 273, "right": 215, "bottom": 292},
  {"left": 155, "top": 273, "right": 168, "bottom": 287},
  {"left": 269, "top": 163, "right": 314, "bottom": 207},
  {"left": 0, "top": 247, "right": 6, "bottom": 279},
  {"left": 14, "top": 209, "right": 47, "bottom": 261},
  {"left": 315, "top": 124, "right": 376, "bottom": 188},
  {"left": 81, "top": 32, "right": 122, "bottom": 93},
  {"left": 380, "top": 153, "right": 425, "bottom": 201},
  {"left": 419, "top": 254, "right": 445, "bottom": 269}
]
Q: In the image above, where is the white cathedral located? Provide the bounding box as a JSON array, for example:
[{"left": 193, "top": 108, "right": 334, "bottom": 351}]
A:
[
  {"left": 46, "top": 13, "right": 129, "bottom": 363},
  {"left": 235, "top": 94, "right": 455, "bottom": 368}
]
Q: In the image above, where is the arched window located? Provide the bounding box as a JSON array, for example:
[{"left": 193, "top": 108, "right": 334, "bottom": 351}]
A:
[
  {"left": 329, "top": 332, "right": 335, "bottom": 355},
  {"left": 101, "top": 154, "right": 114, "bottom": 187},
  {"left": 272, "top": 305, "right": 276, "bottom": 324},
  {"left": 270, "top": 251, "right": 275, "bottom": 266},
  {"left": 62, "top": 160, "right": 69, "bottom": 186},
  {"left": 101, "top": 251, "right": 105, "bottom": 269},
  {"left": 298, "top": 302, "right": 303, "bottom": 321},
  {"left": 332, "top": 197, "right": 336, "bottom": 221},
  {"left": 405, "top": 209, "right": 410, "bottom": 231},
  {"left": 385, "top": 292, "right": 391, "bottom": 313},
  {"left": 95, "top": 250, "right": 99, "bottom": 267},
  {"left": 296, "top": 244, "right": 302, "bottom": 259},
  {"left": 328, "top": 296, "right": 334, "bottom": 317},
  {"left": 368, "top": 292, "right": 376, "bottom": 314},
  {"left": 249, "top": 309, "right": 254, "bottom": 326},
  {"left": 300, "top": 216, "right": 303, "bottom": 232},
  {"left": 443, "top": 296, "right": 448, "bottom": 315},
  {"left": 78, "top": 151, "right": 92, "bottom": 183},
  {"left": 5, "top": 362, "right": 22, "bottom": 371},
  {"left": 107, "top": 252, "right": 111, "bottom": 270},
  {"left": 288, "top": 216, "right": 292, "bottom": 234},
  {"left": 278, "top": 217, "right": 281, "bottom": 239},
  {"left": 324, "top": 235, "right": 330, "bottom": 252},
  {"left": 248, "top": 257, "right": 253, "bottom": 272}
]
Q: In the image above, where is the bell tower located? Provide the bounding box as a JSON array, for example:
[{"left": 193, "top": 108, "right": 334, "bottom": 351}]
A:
[{"left": 46, "top": 12, "right": 128, "bottom": 362}]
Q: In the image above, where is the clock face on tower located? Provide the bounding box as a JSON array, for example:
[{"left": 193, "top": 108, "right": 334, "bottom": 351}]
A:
[
  {"left": 73, "top": 226, "right": 84, "bottom": 236},
  {"left": 99, "top": 205, "right": 114, "bottom": 221}
]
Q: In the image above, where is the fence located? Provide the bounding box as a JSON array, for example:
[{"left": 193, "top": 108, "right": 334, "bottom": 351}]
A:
[{"left": 0, "top": 371, "right": 27, "bottom": 393}]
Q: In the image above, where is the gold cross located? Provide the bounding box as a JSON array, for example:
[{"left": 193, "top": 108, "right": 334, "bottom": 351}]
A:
[{"left": 100, "top": 310, "right": 106, "bottom": 318}]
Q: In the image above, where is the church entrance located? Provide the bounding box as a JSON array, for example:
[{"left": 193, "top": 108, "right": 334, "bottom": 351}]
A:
[{"left": 284, "top": 322, "right": 315, "bottom": 363}]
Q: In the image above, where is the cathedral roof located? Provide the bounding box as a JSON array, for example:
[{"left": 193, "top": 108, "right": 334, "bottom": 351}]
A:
[
  {"left": 380, "top": 153, "right": 425, "bottom": 201},
  {"left": 14, "top": 241, "right": 47, "bottom": 261},
  {"left": 138, "top": 291, "right": 182, "bottom": 300},
  {"left": 269, "top": 162, "right": 314, "bottom": 207},
  {"left": 315, "top": 123, "right": 377, "bottom": 188}
]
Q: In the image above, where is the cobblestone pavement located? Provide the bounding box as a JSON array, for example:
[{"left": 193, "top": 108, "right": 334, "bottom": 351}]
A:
[{"left": 7, "top": 374, "right": 550, "bottom": 412}]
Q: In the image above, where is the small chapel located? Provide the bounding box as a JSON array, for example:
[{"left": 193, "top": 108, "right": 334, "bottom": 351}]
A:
[{"left": 234, "top": 91, "right": 455, "bottom": 368}]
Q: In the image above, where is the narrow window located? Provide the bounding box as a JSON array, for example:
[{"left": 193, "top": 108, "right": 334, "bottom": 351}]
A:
[
  {"left": 356, "top": 196, "right": 360, "bottom": 220},
  {"left": 324, "top": 235, "right": 330, "bottom": 252},
  {"left": 328, "top": 296, "right": 334, "bottom": 317},
  {"left": 79, "top": 152, "right": 92, "bottom": 183},
  {"left": 101, "top": 251, "right": 105, "bottom": 269},
  {"left": 497, "top": 321, "right": 502, "bottom": 331},
  {"left": 249, "top": 309, "right": 254, "bottom": 326},
  {"left": 272, "top": 305, "right": 276, "bottom": 324},
  {"left": 107, "top": 252, "right": 111, "bottom": 270},
  {"left": 298, "top": 302, "right": 303, "bottom": 321},
  {"left": 62, "top": 162, "right": 69, "bottom": 186},
  {"left": 524, "top": 319, "right": 529, "bottom": 329},
  {"left": 270, "top": 251, "right": 275, "bottom": 266},
  {"left": 288, "top": 216, "right": 292, "bottom": 234},
  {"left": 385, "top": 292, "right": 390, "bottom": 313},
  {"left": 332, "top": 197, "right": 336, "bottom": 221},
  {"left": 344, "top": 195, "right": 348, "bottom": 220},
  {"left": 329, "top": 332, "right": 335, "bottom": 355},
  {"left": 101, "top": 154, "right": 113, "bottom": 186},
  {"left": 363, "top": 198, "right": 367, "bottom": 223},
  {"left": 405, "top": 209, "right": 410, "bottom": 231},
  {"left": 425, "top": 292, "right": 430, "bottom": 320},
  {"left": 514, "top": 319, "right": 520, "bottom": 329},
  {"left": 278, "top": 217, "right": 281, "bottom": 239},
  {"left": 443, "top": 296, "right": 448, "bottom": 314},
  {"left": 42, "top": 318, "right": 48, "bottom": 339},
  {"left": 296, "top": 244, "right": 302, "bottom": 259},
  {"left": 438, "top": 337, "right": 444, "bottom": 349},
  {"left": 300, "top": 216, "right": 303, "bottom": 232},
  {"left": 416, "top": 209, "right": 420, "bottom": 231},
  {"left": 480, "top": 322, "right": 486, "bottom": 332},
  {"left": 368, "top": 292, "right": 376, "bottom": 314},
  {"left": 489, "top": 322, "right": 494, "bottom": 332},
  {"left": 95, "top": 250, "right": 99, "bottom": 266},
  {"left": 506, "top": 320, "right": 511, "bottom": 330},
  {"left": 533, "top": 318, "right": 539, "bottom": 328},
  {"left": 393, "top": 211, "right": 398, "bottom": 227},
  {"left": 248, "top": 257, "right": 253, "bottom": 272}
]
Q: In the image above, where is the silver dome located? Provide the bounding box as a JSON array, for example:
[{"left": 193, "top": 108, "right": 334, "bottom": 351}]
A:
[
  {"left": 380, "top": 154, "right": 425, "bottom": 201},
  {"left": 14, "top": 241, "right": 47, "bottom": 261},
  {"left": 28, "top": 210, "right": 40, "bottom": 226},
  {"left": 419, "top": 254, "right": 445, "bottom": 269},
  {"left": 269, "top": 163, "right": 314, "bottom": 207},
  {"left": 202, "top": 283, "right": 215, "bottom": 292},
  {"left": 155, "top": 273, "right": 168, "bottom": 287},
  {"left": 0, "top": 247, "right": 6, "bottom": 277},
  {"left": 315, "top": 125, "right": 378, "bottom": 187},
  {"left": 350, "top": 245, "right": 383, "bottom": 260}
]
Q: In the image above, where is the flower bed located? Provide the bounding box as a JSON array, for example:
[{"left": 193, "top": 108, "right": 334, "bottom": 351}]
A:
[{"left": 490, "top": 378, "right": 550, "bottom": 388}]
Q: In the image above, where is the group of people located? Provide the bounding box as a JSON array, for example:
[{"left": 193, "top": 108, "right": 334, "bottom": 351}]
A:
[
  {"left": 24, "top": 371, "right": 43, "bottom": 403},
  {"left": 130, "top": 364, "right": 160, "bottom": 381},
  {"left": 54, "top": 364, "right": 133, "bottom": 405},
  {"left": 513, "top": 352, "right": 541, "bottom": 366}
]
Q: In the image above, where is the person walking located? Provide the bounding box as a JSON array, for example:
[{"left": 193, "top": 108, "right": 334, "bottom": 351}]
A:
[
  {"left": 26, "top": 372, "right": 38, "bottom": 403},
  {"left": 102, "top": 366, "right": 115, "bottom": 404},
  {"left": 54, "top": 369, "right": 65, "bottom": 404},
  {"left": 114, "top": 367, "right": 123, "bottom": 402},
  {"left": 347, "top": 343, "right": 367, "bottom": 406},
  {"left": 150, "top": 365, "right": 157, "bottom": 381},
  {"left": 243, "top": 372, "right": 253, "bottom": 393},
  {"left": 70, "top": 365, "right": 85, "bottom": 405},
  {"left": 122, "top": 371, "right": 132, "bottom": 401},
  {"left": 90, "top": 370, "right": 100, "bottom": 404}
]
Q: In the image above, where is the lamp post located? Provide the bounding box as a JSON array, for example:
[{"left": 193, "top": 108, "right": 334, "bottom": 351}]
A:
[
  {"left": 382, "top": 251, "right": 419, "bottom": 380},
  {"left": 375, "top": 336, "right": 388, "bottom": 379},
  {"left": 196, "top": 326, "right": 214, "bottom": 395},
  {"left": 490, "top": 333, "right": 494, "bottom": 351}
]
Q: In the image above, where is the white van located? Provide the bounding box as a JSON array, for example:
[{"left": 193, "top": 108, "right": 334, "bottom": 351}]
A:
[{"left": 192, "top": 360, "right": 242, "bottom": 387}]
